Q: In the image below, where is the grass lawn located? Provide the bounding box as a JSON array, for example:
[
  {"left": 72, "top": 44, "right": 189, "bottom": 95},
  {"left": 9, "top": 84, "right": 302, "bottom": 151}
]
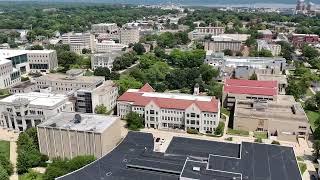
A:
[
  {"left": 253, "top": 131, "right": 268, "bottom": 139},
  {"left": 220, "top": 107, "right": 230, "bottom": 116},
  {"left": 296, "top": 156, "right": 304, "bottom": 162},
  {"left": 84, "top": 70, "right": 94, "bottom": 76},
  {"left": 298, "top": 162, "right": 307, "bottom": 174},
  {"left": 227, "top": 128, "right": 250, "bottom": 137},
  {"left": 0, "top": 140, "right": 10, "bottom": 158},
  {"left": 306, "top": 110, "right": 320, "bottom": 130}
]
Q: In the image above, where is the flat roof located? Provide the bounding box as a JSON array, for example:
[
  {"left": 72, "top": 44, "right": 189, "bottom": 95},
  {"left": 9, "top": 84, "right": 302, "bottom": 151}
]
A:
[
  {"left": 235, "top": 96, "right": 309, "bottom": 123},
  {"left": 224, "top": 79, "right": 278, "bottom": 96},
  {"left": 0, "top": 49, "right": 55, "bottom": 57},
  {"left": 35, "top": 73, "right": 105, "bottom": 84},
  {"left": 257, "top": 74, "right": 288, "bottom": 84},
  {"left": 38, "top": 112, "right": 119, "bottom": 133},
  {"left": 0, "top": 92, "right": 67, "bottom": 107},
  {"left": 58, "top": 132, "right": 301, "bottom": 180},
  {"left": 11, "top": 81, "right": 36, "bottom": 89}
]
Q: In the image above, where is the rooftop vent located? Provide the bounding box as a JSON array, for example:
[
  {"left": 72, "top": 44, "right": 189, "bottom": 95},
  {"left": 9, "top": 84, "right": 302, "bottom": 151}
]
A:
[
  {"left": 74, "top": 114, "right": 82, "bottom": 124},
  {"left": 50, "top": 123, "right": 56, "bottom": 127},
  {"left": 192, "top": 166, "right": 200, "bottom": 172}
]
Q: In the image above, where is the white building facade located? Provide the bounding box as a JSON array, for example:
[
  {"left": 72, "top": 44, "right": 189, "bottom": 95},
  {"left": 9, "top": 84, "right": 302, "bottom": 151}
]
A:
[
  {"left": 0, "top": 92, "right": 73, "bottom": 131},
  {"left": 120, "top": 27, "right": 140, "bottom": 45},
  {"left": 0, "top": 59, "right": 21, "bottom": 89},
  {"left": 94, "top": 40, "right": 127, "bottom": 53},
  {"left": 91, "top": 51, "right": 123, "bottom": 70},
  {"left": 61, "top": 32, "right": 95, "bottom": 54},
  {"left": 117, "top": 84, "right": 220, "bottom": 134}
]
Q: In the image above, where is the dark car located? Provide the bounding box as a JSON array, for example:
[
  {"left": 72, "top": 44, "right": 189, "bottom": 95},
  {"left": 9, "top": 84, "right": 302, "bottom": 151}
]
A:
[
  {"left": 155, "top": 137, "right": 160, "bottom": 142},
  {"left": 311, "top": 174, "right": 318, "bottom": 180}
]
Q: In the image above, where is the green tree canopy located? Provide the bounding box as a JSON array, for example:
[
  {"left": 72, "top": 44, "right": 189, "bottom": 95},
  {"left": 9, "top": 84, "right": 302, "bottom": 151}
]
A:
[
  {"left": 132, "top": 43, "right": 146, "bottom": 55},
  {"left": 95, "top": 104, "right": 107, "bottom": 114},
  {"left": 125, "top": 112, "right": 144, "bottom": 130}
]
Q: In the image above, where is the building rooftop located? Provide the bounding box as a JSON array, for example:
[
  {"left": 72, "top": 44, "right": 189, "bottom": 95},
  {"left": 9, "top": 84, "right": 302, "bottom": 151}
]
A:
[
  {"left": 257, "top": 74, "right": 288, "bottom": 85},
  {"left": 38, "top": 112, "right": 119, "bottom": 133},
  {"left": 34, "top": 73, "right": 105, "bottom": 84},
  {"left": 0, "top": 58, "right": 12, "bottom": 66},
  {"left": 91, "top": 81, "right": 117, "bottom": 94},
  {"left": 11, "top": 80, "right": 36, "bottom": 89},
  {"left": 258, "top": 29, "right": 273, "bottom": 35},
  {"left": 224, "top": 79, "right": 278, "bottom": 96},
  {"left": 235, "top": 95, "right": 308, "bottom": 123},
  {"left": 0, "top": 92, "right": 67, "bottom": 107},
  {"left": 0, "top": 49, "right": 55, "bottom": 57},
  {"left": 58, "top": 132, "right": 302, "bottom": 180},
  {"left": 211, "top": 33, "right": 250, "bottom": 42},
  {"left": 118, "top": 84, "right": 219, "bottom": 113}
]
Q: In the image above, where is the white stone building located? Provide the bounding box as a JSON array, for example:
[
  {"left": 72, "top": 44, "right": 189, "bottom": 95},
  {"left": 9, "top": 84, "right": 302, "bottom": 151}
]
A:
[
  {"left": 0, "top": 92, "right": 73, "bottom": 131},
  {"left": 188, "top": 26, "right": 225, "bottom": 40},
  {"left": 0, "top": 59, "right": 21, "bottom": 89},
  {"left": 91, "top": 51, "right": 124, "bottom": 70},
  {"left": 94, "top": 40, "right": 127, "bottom": 53},
  {"left": 117, "top": 84, "right": 220, "bottom": 134},
  {"left": 257, "top": 40, "right": 282, "bottom": 56}
]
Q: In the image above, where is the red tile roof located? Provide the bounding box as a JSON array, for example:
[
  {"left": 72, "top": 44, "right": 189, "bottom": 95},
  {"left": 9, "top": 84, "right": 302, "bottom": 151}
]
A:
[
  {"left": 117, "top": 84, "right": 219, "bottom": 113},
  {"left": 223, "top": 79, "right": 278, "bottom": 96},
  {"left": 139, "top": 83, "right": 155, "bottom": 92}
]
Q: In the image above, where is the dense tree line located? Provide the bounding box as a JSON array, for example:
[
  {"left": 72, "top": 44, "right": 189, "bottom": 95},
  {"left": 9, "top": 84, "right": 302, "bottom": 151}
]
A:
[
  {"left": 0, "top": 3, "right": 177, "bottom": 40},
  {"left": 141, "top": 31, "right": 189, "bottom": 48}
]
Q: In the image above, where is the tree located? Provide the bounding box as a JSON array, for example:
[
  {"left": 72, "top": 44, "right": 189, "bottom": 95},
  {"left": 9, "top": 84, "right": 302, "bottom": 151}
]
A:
[
  {"left": 125, "top": 112, "right": 144, "bottom": 130},
  {"left": 94, "top": 67, "right": 110, "bottom": 80},
  {"left": 132, "top": 43, "right": 146, "bottom": 55},
  {"left": 25, "top": 127, "right": 39, "bottom": 150},
  {"left": 0, "top": 165, "right": 9, "bottom": 180},
  {"left": 67, "top": 155, "right": 95, "bottom": 172},
  {"left": 43, "top": 158, "right": 69, "bottom": 180},
  {"left": 30, "top": 45, "right": 44, "bottom": 50},
  {"left": 249, "top": 72, "right": 257, "bottom": 80},
  {"left": 58, "top": 51, "right": 79, "bottom": 71},
  {"left": 116, "top": 75, "right": 142, "bottom": 95},
  {"left": 254, "top": 138, "right": 263, "bottom": 143},
  {"left": 214, "top": 122, "right": 225, "bottom": 135},
  {"left": 258, "top": 49, "right": 273, "bottom": 57},
  {"left": 302, "top": 45, "right": 319, "bottom": 60},
  {"left": 154, "top": 47, "right": 166, "bottom": 58},
  {"left": 313, "top": 140, "right": 320, "bottom": 161},
  {"left": 95, "top": 104, "right": 107, "bottom": 114},
  {"left": 81, "top": 48, "right": 91, "bottom": 54},
  {"left": 200, "top": 64, "right": 219, "bottom": 83},
  {"left": 223, "top": 49, "right": 233, "bottom": 56}
]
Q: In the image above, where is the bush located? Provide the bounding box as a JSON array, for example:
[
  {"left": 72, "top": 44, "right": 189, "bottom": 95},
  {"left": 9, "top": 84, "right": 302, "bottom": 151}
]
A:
[
  {"left": 19, "top": 170, "right": 43, "bottom": 180},
  {"left": 214, "top": 122, "right": 225, "bottom": 136},
  {"left": 0, "top": 164, "right": 9, "bottom": 180},
  {"left": 254, "top": 138, "right": 263, "bottom": 143},
  {"left": 125, "top": 112, "right": 144, "bottom": 131},
  {"left": 67, "top": 155, "right": 95, "bottom": 172},
  {"left": 225, "top": 137, "right": 233, "bottom": 141},
  {"left": 271, "top": 140, "right": 280, "bottom": 145},
  {"left": 0, "top": 155, "right": 13, "bottom": 176},
  {"left": 187, "top": 128, "right": 198, "bottom": 134}
]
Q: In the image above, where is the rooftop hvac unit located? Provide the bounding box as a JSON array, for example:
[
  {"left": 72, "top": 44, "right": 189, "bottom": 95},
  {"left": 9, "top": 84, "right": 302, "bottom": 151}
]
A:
[
  {"left": 193, "top": 166, "right": 200, "bottom": 172},
  {"left": 74, "top": 114, "right": 82, "bottom": 124}
]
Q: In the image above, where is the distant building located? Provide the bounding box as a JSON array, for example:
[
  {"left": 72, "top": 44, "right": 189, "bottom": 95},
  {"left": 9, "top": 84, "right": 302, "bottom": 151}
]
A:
[
  {"left": 257, "top": 40, "right": 281, "bottom": 56},
  {"left": 33, "top": 73, "right": 105, "bottom": 93},
  {"left": 203, "top": 34, "right": 250, "bottom": 52},
  {"left": 37, "top": 112, "right": 121, "bottom": 158},
  {"left": 223, "top": 79, "right": 278, "bottom": 108},
  {"left": 94, "top": 40, "right": 127, "bottom": 53},
  {"left": 76, "top": 81, "right": 118, "bottom": 114},
  {"left": 61, "top": 32, "right": 95, "bottom": 54},
  {"left": 289, "top": 33, "right": 319, "bottom": 48},
  {"left": 91, "top": 51, "right": 124, "bottom": 70},
  {"left": 188, "top": 26, "right": 225, "bottom": 40},
  {"left": 117, "top": 84, "right": 220, "bottom": 134},
  {"left": 0, "top": 50, "right": 58, "bottom": 74},
  {"left": 120, "top": 27, "right": 140, "bottom": 45},
  {"left": 233, "top": 95, "right": 309, "bottom": 142},
  {"left": 258, "top": 29, "right": 273, "bottom": 42},
  {"left": 0, "top": 92, "right": 73, "bottom": 132},
  {"left": 91, "top": 23, "right": 118, "bottom": 34}
]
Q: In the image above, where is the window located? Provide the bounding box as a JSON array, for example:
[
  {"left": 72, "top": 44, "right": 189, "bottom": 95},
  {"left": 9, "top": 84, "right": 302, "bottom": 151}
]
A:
[
  {"left": 191, "top": 120, "right": 195, "bottom": 125},
  {"left": 191, "top": 113, "right": 195, "bottom": 118},
  {"left": 150, "top": 110, "right": 155, "bottom": 114},
  {"left": 196, "top": 114, "right": 199, "bottom": 118},
  {"left": 187, "top": 114, "right": 189, "bottom": 117}
]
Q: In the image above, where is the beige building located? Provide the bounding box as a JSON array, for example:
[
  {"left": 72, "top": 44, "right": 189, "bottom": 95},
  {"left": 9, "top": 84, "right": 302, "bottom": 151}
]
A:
[
  {"left": 37, "top": 112, "right": 121, "bottom": 159},
  {"left": 91, "top": 23, "right": 118, "bottom": 34},
  {"left": 9, "top": 81, "right": 37, "bottom": 94},
  {"left": 120, "top": 27, "right": 140, "bottom": 45},
  {"left": 257, "top": 40, "right": 282, "bottom": 56},
  {"left": 233, "top": 95, "right": 309, "bottom": 142},
  {"left": 33, "top": 73, "right": 105, "bottom": 93},
  {"left": 188, "top": 26, "right": 225, "bottom": 40},
  {"left": 203, "top": 34, "right": 249, "bottom": 52},
  {"left": 61, "top": 32, "right": 95, "bottom": 54}
]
